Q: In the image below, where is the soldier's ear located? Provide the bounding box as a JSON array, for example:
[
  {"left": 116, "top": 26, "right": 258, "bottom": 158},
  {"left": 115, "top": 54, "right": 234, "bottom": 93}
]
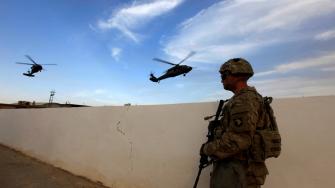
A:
[{"left": 234, "top": 73, "right": 250, "bottom": 82}]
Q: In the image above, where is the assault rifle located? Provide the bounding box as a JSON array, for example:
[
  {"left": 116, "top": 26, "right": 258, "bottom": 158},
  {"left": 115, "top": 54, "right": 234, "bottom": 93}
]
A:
[{"left": 193, "top": 100, "right": 225, "bottom": 188}]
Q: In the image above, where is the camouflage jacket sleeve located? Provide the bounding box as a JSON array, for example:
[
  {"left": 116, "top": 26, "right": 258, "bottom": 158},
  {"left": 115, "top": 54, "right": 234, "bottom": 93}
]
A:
[{"left": 203, "top": 93, "right": 260, "bottom": 159}]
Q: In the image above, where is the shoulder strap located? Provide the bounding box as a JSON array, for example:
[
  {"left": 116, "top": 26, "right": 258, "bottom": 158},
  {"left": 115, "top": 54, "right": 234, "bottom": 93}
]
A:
[{"left": 263, "top": 97, "right": 278, "bottom": 131}]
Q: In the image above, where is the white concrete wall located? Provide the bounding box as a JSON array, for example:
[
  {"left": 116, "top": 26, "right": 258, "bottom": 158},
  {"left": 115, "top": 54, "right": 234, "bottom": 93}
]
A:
[{"left": 0, "top": 96, "right": 334, "bottom": 188}]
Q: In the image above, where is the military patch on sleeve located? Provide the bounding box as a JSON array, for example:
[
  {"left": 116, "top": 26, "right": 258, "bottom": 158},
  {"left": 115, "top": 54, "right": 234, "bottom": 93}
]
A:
[
  {"left": 229, "top": 97, "right": 256, "bottom": 132},
  {"left": 230, "top": 112, "right": 252, "bottom": 132},
  {"left": 234, "top": 119, "right": 243, "bottom": 127}
]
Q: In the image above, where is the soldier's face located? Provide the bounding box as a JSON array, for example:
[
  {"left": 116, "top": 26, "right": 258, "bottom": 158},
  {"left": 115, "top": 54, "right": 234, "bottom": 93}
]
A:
[
  {"left": 221, "top": 73, "right": 238, "bottom": 91},
  {"left": 221, "top": 72, "right": 230, "bottom": 89},
  {"left": 222, "top": 75, "right": 232, "bottom": 90}
]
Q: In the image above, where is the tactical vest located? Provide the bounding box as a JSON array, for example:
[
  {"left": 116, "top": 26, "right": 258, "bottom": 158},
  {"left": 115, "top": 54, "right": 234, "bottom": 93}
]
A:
[{"left": 250, "top": 97, "right": 281, "bottom": 162}]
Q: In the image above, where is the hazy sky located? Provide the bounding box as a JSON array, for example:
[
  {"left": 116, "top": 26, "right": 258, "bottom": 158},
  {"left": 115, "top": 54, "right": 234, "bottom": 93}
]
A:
[{"left": 1, "top": 0, "right": 334, "bottom": 106}]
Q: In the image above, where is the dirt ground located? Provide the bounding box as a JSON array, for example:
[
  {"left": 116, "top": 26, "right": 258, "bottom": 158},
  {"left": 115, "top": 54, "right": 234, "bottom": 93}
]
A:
[{"left": 0, "top": 144, "right": 109, "bottom": 188}]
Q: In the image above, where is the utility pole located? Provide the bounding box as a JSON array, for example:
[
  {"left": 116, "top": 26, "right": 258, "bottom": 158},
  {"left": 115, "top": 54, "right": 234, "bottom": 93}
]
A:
[{"left": 49, "top": 90, "right": 56, "bottom": 104}]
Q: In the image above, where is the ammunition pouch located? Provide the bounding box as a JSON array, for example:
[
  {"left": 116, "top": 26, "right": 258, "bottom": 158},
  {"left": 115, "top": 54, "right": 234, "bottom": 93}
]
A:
[
  {"left": 250, "top": 97, "right": 281, "bottom": 162},
  {"left": 250, "top": 129, "right": 281, "bottom": 161},
  {"left": 246, "top": 162, "right": 268, "bottom": 185}
]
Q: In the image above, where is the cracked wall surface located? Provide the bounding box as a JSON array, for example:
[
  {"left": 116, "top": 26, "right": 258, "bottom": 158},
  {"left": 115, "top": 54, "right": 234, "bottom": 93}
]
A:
[{"left": 0, "top": 96, "right": 334, "bottom": 188}]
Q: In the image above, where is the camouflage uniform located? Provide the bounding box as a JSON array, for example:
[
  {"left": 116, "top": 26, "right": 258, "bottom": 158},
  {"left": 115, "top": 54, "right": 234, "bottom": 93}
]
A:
[
  {"left": 203, "top": 86, "right": 268, "bottom": 188},
  {"left": 202, "top": 58, "right": 268, "bottom": 188}
]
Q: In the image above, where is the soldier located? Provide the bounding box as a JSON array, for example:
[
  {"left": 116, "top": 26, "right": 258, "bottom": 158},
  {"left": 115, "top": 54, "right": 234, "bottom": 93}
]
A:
[{"left": 201, "top": 58, "right": 269, "bottom": 188}]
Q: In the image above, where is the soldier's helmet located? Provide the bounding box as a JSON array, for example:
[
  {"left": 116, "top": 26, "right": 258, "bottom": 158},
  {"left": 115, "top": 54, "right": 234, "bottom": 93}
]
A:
[{"left": 219, "top": 58, "right": 254, "bottom": 77}]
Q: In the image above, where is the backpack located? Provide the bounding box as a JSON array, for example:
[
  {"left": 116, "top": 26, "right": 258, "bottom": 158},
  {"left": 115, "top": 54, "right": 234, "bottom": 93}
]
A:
[{"left": 250, "top": 97, "right": 281, "bottom": 162}]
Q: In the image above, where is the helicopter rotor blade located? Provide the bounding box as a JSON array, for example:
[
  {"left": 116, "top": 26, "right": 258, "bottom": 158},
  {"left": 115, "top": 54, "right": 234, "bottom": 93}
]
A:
[
  {"left": 177, "top": 51, "right": 196, "bottom": 65},
  {"left": 153, "top": 58, "right": 176, "bottom": 66},
  {"left": 25, "top": 55, "right": 38, "bottom": 65},
  {"left": 16, "top": 62, "right": 34, "bottom": 65},
  {"left": 40, "top": 64, "right": 57, "bottom": 66}
]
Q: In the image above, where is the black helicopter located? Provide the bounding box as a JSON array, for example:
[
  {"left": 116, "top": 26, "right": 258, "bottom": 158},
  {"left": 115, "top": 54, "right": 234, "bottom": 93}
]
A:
[
  {"left": 16, "top": 55, "right": 57, "bottom": 77},
  {"left": 150, "top": 51, "right": 195, "bottom": 83}
]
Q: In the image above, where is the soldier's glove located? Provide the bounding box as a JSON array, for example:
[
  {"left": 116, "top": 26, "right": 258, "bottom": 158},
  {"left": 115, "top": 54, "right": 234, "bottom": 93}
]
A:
[
  {"left": 200, "top": 154, "right": 209, "bottom": 166},
  {"left": 202, "top": 142, "right": 217, "bottom": 156},
  {"left": 199, "top": 144, "right": 209, "bottom": 166}
]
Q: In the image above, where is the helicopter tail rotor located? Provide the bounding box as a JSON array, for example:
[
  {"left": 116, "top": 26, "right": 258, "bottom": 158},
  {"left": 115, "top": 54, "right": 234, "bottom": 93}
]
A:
[{"left": 149, "top": 73, "right": 159, "bottom": 83}]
